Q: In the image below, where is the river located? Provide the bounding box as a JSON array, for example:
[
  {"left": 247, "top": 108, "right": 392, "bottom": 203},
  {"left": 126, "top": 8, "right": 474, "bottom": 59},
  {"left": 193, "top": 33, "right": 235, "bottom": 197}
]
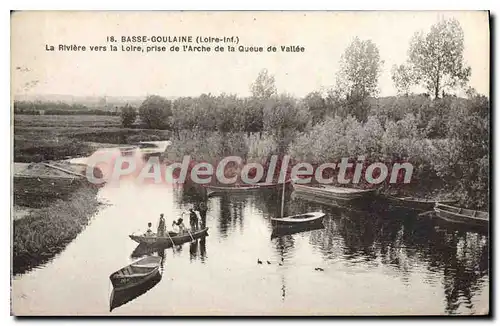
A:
[{"left": 11, "top": 151, "right": 489, "bottom": 316}]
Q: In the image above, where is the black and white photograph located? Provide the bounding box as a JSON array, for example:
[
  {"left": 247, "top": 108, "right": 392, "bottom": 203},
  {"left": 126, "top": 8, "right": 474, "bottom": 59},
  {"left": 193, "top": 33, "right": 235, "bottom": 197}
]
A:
[{"left": 10, "top": 11, "right": 490, "bottom": 316}]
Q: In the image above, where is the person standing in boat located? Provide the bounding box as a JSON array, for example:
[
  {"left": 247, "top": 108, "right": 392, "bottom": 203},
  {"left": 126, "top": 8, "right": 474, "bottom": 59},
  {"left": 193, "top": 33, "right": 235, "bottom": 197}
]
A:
[
  {"left": 145, "top": 222, "right": 154, "bottom": 236},
  {"left": 198, "top": 202, "right": 208, "bottom": 229},
  {"left": 172, "top": 217, "right": 187, "bottom": 234},
  {"left": 157, "top": 213, "right": 166, "bottom": 237},
  {"left": 189, "top": 208, "right": 199, "bottom": 230}
]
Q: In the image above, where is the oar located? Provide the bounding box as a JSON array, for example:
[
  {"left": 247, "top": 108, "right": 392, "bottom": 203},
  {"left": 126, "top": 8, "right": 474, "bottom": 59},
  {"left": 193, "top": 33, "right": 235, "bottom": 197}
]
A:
[
  {"left": 186, "top": 228, "right": 195, "bottom": 242},
  {"left": 165, "top": 228, "right": 176, "bottom": 246},
  {"left": 181, "top": 211, "right": 195, "bottom": 242}
]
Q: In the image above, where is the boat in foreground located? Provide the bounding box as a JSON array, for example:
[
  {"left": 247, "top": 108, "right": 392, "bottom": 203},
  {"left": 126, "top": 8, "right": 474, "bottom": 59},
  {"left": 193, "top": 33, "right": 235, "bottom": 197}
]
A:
[
  {"left": 110, "top": 271, "right": 162, "bottom": 311},
  {"left": 109, "top": 256, "right": 162, "bottom": 291},
  {"left": 129, "top": 227, "right": 209, "bottom": 246},
  {"left": 434, "top": 203, "right": 489, "bottom": 228},
  {"left": 205, "top": 179, "right": 292, "bottom": 196},
  {"left": 271, "top": 211, "right": 325, "bottom": 228},
  {"left": 384, "top": 195, "right": 457, "bottom": 212},
  {"left": 292, "top": 182, "right": 376, "bottom": 201}
]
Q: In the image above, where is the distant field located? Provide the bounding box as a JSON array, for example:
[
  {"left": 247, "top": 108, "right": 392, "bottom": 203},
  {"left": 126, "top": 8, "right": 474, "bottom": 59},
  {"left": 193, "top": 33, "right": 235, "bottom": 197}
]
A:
[
  {"left": 14, "top": 114, "right": 121, "bottom": 128},
  {"left": 13, "top": 114, "right": 172, "bottom": 162}
]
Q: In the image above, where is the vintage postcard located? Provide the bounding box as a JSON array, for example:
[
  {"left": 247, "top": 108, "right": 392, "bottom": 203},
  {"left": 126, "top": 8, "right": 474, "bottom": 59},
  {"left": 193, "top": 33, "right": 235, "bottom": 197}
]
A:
[{"left": 11, "top": 11, "right": 490, "bottom": 316}]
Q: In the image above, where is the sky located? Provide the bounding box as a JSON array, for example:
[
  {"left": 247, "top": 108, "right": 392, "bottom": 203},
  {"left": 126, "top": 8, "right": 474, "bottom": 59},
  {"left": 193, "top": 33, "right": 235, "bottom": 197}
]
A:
[{"left": 11, "top": 11, "right": 490, "bottom": 98}]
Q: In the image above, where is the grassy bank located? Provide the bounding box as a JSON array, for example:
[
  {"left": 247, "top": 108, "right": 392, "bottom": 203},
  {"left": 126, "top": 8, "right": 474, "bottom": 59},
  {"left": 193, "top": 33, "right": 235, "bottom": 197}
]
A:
[{"left": 13, "top": 184, "right": 101, "bottom": 275}]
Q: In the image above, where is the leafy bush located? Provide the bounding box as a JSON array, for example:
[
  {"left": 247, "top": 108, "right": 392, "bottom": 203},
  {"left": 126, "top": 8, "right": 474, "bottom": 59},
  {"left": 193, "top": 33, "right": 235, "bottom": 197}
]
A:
[
  {"left": 139, "top": 95, "right": 172, "bottom": 129},
  {"left": 288, "top": 95, "right": 490, "bottom": 209},
  {"left": 120, "top": 104, "right": 137, "bottom": 128}
]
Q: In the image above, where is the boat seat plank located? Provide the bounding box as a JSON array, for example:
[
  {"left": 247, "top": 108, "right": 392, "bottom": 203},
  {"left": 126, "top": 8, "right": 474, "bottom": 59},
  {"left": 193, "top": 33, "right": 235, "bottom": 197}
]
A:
[
  {"left": 131, "top": 263, "right": 158, "bottom": 268},
  {"left": 113, "top": 272, "right": 152, "bottom": 279}
]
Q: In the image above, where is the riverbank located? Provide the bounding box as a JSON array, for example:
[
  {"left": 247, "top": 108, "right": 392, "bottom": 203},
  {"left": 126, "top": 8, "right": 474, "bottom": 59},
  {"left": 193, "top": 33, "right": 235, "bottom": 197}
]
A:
[
  {"left": 13, "top": 184, "right": 101, "bottom": 275},
  {"left": 12, "top": 160, "right": 105, "bottom": 274}
]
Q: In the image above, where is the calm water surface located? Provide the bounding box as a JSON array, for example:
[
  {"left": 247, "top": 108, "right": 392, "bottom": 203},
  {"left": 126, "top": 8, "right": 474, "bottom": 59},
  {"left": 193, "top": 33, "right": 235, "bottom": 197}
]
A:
[{"left": 12, "top": 179, "right": 489, "bottom": 315}]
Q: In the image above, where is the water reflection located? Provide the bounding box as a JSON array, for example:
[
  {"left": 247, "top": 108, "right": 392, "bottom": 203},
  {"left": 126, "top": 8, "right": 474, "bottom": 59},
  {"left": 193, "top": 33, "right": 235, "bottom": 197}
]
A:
[
  {"left": 189, "top": 238, "right": 207, "bottom": 263},
  {"left": 213, "top": 194, "right": 247, "bottom": 238},
  {"left": 271, "top": 223, "right": 325, "bottom": 239},
  {"left": 178, "top": 184, "right": 489, "bottom": 314},
  {"left": 284, "top": 194, "right": 489, "bottom": 314},
  {"left": 13, "top": 181, "right": 488, "bottom": 315}
]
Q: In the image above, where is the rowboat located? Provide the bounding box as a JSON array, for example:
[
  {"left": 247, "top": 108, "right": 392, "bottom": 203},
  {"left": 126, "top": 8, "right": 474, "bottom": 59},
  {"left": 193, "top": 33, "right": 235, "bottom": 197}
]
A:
[
  {"left": 384, "top": 195, "right": 458, "bottom": 212},
  {"left": 205, "top": 179, "right": 292, "bottom": 196},
  {"left": 110, "top": 271, "right": 162, "bottom": 311},
  {"left": 129, "top": 227, "right": 209, "bottom": 246},
  {"left": 271, "top": 212, "right": 325, "bottom": 228},
  {"left": 109, "top": 256, "right": 162, "bottom": 291},
  {"left": 292, "top": 182, "right": 376, "bottom": 201},
  {"left": 434, "top": 203, "right": 489, "bottom": 228}
]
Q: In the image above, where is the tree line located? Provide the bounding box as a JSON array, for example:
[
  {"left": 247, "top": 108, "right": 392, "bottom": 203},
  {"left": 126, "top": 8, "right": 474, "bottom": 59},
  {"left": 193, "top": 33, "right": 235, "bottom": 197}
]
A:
[
  {"left": 121, "top": 18, "right": 480, "bottom": 131},
  {"left": 121, "top": 18, "right": 487, "bottom": 209},
  {"left": 14, "top": 101, "right": 119, "bottom": 116}
]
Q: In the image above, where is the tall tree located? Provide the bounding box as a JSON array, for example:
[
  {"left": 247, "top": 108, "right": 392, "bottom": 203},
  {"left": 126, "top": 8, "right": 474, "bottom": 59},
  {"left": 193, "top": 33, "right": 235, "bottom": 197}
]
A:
[
  {"left": 120, "top": 104, "right": 137, "bottom": 128},
  {"left": 391, "top": 64, "right": 414, "bottom": 96},
  {"left": 303, "top": 91, "right": 327, "bottom": 125},
  {"left": 336, "top": 37, "right": 383, "bottom": 99},
  {"left": 139, "top": 95, "right": 172, "bottom": 129},
  {"left": 335, "top": 37, "right": 383, "bottom": 121},
  {"left": 408, "top": 18, "right": 471, "bottom": 99},
  {"left": 250, "top": 69, "right": 277, "bottom": 99}
]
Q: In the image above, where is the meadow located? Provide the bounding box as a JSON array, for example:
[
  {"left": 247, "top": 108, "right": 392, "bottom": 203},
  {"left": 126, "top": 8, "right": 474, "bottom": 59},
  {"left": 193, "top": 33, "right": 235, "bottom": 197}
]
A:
[
  {"left": 14, "top": 114, "right": 121, "bottom": 128},
  {"left": 14, "top": 114, "right": 171, "bottom": 162}
]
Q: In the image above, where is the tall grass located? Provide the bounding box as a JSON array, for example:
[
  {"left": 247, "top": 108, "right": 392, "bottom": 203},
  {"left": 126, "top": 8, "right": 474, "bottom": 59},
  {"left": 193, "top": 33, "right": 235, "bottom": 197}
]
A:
[{"left": 13, "top": 185, "right": 100, "bottom": 275}]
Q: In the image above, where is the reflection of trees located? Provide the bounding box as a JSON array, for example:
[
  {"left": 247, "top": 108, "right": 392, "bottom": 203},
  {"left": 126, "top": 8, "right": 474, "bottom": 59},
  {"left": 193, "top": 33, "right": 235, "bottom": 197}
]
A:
[
  {"left": 216, "top": 194, "right": 245, "bottom": 238},
  {"left": 253, "top": 188, "right": 293, "bottom": 218},
  {"left": 177, "top": 175, "right": 489, "bottom": 314},
  {"left": 439, "top": 231, "right": 489, "bottom": 314},
  {"left": 282, "top": 194, "right": 489, "bottom": 314},
  {"left": 176, "top": 181, "right": 207, "bottom": 207},
  {"left": 271, "top": 232, "right": 297, "bottom": 302}
]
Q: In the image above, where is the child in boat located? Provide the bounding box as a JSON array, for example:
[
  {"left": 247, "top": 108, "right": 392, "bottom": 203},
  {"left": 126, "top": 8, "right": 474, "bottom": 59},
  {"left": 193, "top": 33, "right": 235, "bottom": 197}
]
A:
[{"left": 145, "top": 222, "right": 155, "bottom": 236}]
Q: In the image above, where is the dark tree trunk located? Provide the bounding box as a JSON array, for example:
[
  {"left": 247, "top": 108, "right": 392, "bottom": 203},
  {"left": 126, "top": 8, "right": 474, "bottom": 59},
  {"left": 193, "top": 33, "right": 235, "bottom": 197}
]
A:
[{"left": 434, "top": 74, "right": 440, "bottom": 99}]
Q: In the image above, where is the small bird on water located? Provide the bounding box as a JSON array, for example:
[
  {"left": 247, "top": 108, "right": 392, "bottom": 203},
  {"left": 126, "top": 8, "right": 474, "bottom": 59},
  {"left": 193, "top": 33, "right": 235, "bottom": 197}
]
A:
[
  {"left": 257, "top": 259, "right": 262, "bottom": 264},
  {"left": 315, "top": 267, "right": 324, "bottom": 271},
  {"left": 267, "top": 261, "right": 271, "bottom": 265}
]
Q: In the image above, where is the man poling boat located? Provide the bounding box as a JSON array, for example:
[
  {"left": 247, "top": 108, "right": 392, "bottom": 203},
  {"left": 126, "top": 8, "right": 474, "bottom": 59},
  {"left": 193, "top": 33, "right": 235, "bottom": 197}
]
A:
[{"left": 157, "top": 213, "right": 166, "bottom": 236}]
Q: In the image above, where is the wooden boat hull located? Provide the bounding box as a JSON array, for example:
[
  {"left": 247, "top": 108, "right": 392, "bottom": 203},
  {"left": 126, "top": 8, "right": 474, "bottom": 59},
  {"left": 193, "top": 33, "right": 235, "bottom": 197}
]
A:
[
  {"left": 109, "top": 256, "right": 162, "bottom": 291},
  {"left": 129, "top": 227, "right": 209, "bottom": 246},
  {"left": 110, "top": 271, "right": 162, "bottom": 311},
  {"left": 271, "top": 212, "right": 325, "bottom": 228},
  {"left": 205, "top": 179, "right": 291, "bottom": 196},
  {"left": 292, "top": 183, "right": 376, "bottom": 202},
  {"left": 434, "top": 203, "right": 489, "bottom": 228},
  {"left": 384, "top": 195, "right": 457, "bottom": 212}
]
